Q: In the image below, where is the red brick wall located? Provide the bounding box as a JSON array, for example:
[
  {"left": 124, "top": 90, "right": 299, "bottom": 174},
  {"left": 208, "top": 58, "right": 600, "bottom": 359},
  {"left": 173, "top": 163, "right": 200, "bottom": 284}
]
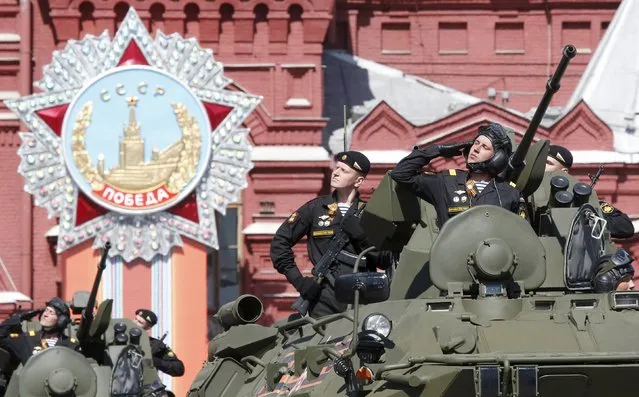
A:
[
  {"left": 327, "top": 1, "right": 619, "bottom": 113},
  {"left": 0, "top": 0, "right": 631, "bottom": 325}
]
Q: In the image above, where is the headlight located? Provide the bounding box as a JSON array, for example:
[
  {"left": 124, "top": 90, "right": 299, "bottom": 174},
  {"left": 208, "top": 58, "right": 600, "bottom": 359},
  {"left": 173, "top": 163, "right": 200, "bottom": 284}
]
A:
[{"left": 362, "top": 313, "right": 392, "bottom": 337}]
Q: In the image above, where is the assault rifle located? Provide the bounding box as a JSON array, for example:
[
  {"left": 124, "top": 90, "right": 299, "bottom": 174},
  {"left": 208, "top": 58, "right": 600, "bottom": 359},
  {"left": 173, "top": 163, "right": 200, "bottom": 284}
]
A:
[
  {"left": 291, "top": 208, "right": 365, "bottom": 316},
  {"left": 590, "top": 165, "right": 604, "bottom": 187}
]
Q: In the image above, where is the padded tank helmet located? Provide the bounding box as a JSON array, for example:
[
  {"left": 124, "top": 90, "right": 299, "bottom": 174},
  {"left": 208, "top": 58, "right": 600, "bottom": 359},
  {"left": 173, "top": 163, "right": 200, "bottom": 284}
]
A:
[
  {"left": 43, "top": 296, "right": 71, "bottom": 331},
  {"left": 592, "top": 248, "right": 635, "bottom": 292},
  {"left": 465, "top": 123, "right": 513, "bottom": 175}
]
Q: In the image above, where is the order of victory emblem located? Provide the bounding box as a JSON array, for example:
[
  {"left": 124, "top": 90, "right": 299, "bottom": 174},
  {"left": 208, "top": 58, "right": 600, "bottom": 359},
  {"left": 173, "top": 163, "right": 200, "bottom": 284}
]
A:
[{"left": 4, "top": 8, "right": 261, "bottom": 261}]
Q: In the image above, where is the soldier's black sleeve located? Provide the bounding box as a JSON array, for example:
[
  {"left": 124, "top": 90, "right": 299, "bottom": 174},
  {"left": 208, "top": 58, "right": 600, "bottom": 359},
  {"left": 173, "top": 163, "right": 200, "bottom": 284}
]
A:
[
  {"left": 390, "top": 148, "right": 443, "bottom": 204},
  {"left": 270, "top": 200, "right": 314, "bottom": 287},
  {"left": 151, "top": 338, "right": 185, "bottom": 377},
  {"left": 600, "top": 201, "right": 635, "bottom": 239}
]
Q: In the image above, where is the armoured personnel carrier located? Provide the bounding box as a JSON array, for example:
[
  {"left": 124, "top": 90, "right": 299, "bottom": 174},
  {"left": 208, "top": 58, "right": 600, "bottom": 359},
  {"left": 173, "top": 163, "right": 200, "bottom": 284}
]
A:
[
  {"left": 187, "top": 44, "right": 639, "bottom": 397},
  {"left": 0, "top": 242, "right": 167, "bottom": 397}
]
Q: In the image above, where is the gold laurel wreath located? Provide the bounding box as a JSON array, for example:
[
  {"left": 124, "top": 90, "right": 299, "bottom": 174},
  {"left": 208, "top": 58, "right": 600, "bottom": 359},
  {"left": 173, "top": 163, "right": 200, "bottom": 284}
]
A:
[
  {"left": 166, "top": 103, "right": 202, "bottom": 193},
  {"left": 71, "top": 101, "right": 202, "bottom": 194},
  {"left": 71, "top": 102, "right": 106, "bottom": 191}
]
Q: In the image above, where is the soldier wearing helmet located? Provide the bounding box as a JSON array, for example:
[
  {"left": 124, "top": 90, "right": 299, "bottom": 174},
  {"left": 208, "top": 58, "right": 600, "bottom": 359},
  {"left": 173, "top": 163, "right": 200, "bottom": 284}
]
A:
[
  {"left": 592, "top": 248, "right": 636, "bottom": 292},
  {"left": 0, "top": 297, "right": 78, "bottom": 369},
  {"left": 391, "top": 123, "right": 526, "bottom": 227}
]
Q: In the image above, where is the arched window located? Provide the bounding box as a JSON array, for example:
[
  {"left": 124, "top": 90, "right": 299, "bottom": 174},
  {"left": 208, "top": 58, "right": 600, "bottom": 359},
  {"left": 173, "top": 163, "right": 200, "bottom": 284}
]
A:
[
  {"left": 114, "top": 2, "right": 129, "bottom": 30},
  {"left": 253, "top": 4, "right": 269, "bottom": 54},
  {"left": 288, "top": 4, "right": 303, "bottom": 47},
  {"left": 79, "top": 1, "right": 96, "bottom": 35},
  {"left": 219, "top": 4, "right": 235, "bottom": 54},
  {"left": 149, "top": 3, "right": 166, "bottom": 34},
  {"left": 184, "top": 3, "right": 201, "bottom": 37}
]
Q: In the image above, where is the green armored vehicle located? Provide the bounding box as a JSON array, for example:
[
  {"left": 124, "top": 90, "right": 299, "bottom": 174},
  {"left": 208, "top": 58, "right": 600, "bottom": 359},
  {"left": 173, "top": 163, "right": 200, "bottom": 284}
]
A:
[
  {"left": 0, "top": 242, "right": 168, "bottom": 397},
  {"left": 187, "top": 45, "right": 639, "bottom": 397}
]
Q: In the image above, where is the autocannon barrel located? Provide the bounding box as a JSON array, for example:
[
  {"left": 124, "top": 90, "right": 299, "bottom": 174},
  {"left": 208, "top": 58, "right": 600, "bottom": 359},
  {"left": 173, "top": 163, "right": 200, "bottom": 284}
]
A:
[
  {"left": 507, "top": 44, "right": 577, "bottom": 179},
  {"left": 214, "top": 294, "right": 264, "bottom": 330}
]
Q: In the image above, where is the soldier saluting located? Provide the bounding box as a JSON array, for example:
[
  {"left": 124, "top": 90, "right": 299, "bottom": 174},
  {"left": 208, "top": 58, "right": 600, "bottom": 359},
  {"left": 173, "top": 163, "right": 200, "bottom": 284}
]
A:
[
  {"left": 271, "top": 151, "right": 389, "bottom": 319},
  {"left": 391, "top": 123, "right": 526, "bottom": 226},
  {"left": 0, "top": 297, "right": 78, "bottom": 368}
]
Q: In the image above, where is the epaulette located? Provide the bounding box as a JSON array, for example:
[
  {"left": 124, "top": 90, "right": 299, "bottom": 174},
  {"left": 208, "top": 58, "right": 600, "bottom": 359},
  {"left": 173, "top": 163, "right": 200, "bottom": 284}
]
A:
[
  {"left": 28, "top": 330, "right": 36, "bottom": 336},
  {"left": 9, "top": 333, "right": 19, "bottom": 338},
  {"left": 509, "top": 181, "right": 517, "bottom": 188},
  {"left": 448, "top": 169, "right": 457, "bottom": 176},
  {"left": 600, "top": 201, "right": 614, "bottom": 214},
  {"left": 70, "top": 337, "right": 77, "bottom": 343}
]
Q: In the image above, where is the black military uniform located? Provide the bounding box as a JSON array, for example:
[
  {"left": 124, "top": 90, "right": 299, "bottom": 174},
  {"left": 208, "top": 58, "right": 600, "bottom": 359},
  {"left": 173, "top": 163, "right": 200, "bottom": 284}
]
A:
[
  {"left": 271, "top": 151, "right": 388, "bottom": 318},
  {"left": 135, "top": 309, "right": 185, "bottom": 377},
  {"left": 599, "top": 201, "right": 634, "bottom": 238},
  {"left": 548, "top": 145, "right": 635, "bottom": 239},
  {"left": 0, "top": 298, "right": 78, "bottom": 369},
  {"left": 391, "top": 124, "right": 525, "bottom": 227}
]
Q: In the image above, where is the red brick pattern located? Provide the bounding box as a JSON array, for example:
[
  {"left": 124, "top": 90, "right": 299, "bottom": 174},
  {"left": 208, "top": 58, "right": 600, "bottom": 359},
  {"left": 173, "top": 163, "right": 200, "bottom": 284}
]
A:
[{"left": 0, "top": 0, "right": 631, "bottom": 323}]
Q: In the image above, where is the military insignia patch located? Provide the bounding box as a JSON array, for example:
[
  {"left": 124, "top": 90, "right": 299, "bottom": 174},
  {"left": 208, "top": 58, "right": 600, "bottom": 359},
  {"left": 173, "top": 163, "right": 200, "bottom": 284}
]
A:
[
  {"left": 327, "top": 202, "right": 338, "bottom": 217},
  {"left": 312, "top": 229, "right": 335, "bottom": 237},
  {"left": 288, "top": 212, "right": 298, "bottom": 223},
  {"left": 601, "top": 202, "right": 614, "bottom": 214},
  {"left": 318, "top": 215, "right": 331, "bottom": 227}
]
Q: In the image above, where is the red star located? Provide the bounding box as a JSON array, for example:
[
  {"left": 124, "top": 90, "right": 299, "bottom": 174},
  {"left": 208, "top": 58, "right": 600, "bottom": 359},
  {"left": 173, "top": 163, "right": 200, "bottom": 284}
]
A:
[{"left": 35, "top": 40, "right": 233, "bottom": 226}]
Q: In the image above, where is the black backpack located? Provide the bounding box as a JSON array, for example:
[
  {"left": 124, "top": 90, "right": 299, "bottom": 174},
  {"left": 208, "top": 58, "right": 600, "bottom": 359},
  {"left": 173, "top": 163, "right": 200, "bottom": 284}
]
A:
[{"left": 110, "top": 345, "right": 144, "bottom": 396}]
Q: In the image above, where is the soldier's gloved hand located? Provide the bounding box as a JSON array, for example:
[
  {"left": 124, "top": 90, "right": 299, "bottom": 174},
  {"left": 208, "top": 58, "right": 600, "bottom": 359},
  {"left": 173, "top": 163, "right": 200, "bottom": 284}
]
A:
[
  {"left": 18, "top": 309, "right": 43, "bottom": 322},
  {"left": 0, "top": 315, "right": 21, "bottom": 329},
  {"left": 152, "top": 341, "right": 168, "bottom": 356},
  {"left": 437, "top": 141, "right": 474, "bottom": 158},
  {"left": 294, "top": 277, "right": 321, "bottom": 301},
  {"left": 341, "top": 216, "right": 366, "bottom": 242}
]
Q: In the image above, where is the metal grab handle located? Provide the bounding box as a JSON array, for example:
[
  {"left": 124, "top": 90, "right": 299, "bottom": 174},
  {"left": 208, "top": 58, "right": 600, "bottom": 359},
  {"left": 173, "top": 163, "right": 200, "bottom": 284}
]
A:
[{"left": 586, "top": 211, "right": 607, "bottom": 240}]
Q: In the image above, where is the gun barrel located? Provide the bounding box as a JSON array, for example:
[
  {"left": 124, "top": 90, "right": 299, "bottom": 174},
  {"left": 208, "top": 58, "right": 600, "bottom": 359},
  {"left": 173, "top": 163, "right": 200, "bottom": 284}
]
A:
[
  {"left": 214, "top": 294, "right": 263, "bottom": 331},
  {"left": 508, "top": 44, "right": 577, "bottom": 176},
  {"left": 77, "top": 242, "right": 111, "bottom": 341}
]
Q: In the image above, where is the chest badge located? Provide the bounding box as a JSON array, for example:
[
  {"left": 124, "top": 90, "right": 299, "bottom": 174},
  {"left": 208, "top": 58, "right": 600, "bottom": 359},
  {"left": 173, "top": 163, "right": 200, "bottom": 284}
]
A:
[
  {"left": 318, "top": 215, "right": 331, "bottom": 227},
  {"left": 327, "top": 202, "right": 338, "bottom": 218}
]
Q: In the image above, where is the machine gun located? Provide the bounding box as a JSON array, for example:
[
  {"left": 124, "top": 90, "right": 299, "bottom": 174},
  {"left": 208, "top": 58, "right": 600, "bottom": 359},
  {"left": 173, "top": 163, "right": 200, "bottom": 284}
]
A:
[
  {"left": 76, "top": 241, "right": 111, "bottom": 359},
  {"left": 506, "top": 44, "right": 577, "bottom": 181}
]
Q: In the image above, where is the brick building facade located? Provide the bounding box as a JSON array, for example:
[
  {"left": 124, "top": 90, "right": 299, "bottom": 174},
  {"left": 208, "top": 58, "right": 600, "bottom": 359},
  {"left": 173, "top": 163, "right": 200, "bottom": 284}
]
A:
[{"left": 0, "top": 0, "right": 632, "bottom": 324}]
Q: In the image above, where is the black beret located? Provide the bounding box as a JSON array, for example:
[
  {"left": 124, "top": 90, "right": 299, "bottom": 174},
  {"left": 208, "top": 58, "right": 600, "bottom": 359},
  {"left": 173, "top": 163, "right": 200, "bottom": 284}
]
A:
[
  {"left": 135, "top": 308, "right": 158, "bottom": 326},
  {"left": 548, "top": 145, "right": 573, "bottom": 168},
  {"left": 334, "top": 151, "right": 370, "bottom": 176}
]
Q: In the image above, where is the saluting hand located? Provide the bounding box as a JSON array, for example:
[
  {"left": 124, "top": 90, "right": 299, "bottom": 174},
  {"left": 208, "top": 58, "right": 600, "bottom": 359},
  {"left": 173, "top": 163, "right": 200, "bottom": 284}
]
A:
[{"left": 437, "top": 141, "right": 474, "bottom": 158}]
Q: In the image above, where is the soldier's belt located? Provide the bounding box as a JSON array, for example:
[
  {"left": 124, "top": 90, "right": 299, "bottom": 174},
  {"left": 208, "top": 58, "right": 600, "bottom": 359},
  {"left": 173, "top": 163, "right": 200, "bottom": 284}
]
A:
[{"left": 337, "top": 250, "right": 367, "bottom": 268}]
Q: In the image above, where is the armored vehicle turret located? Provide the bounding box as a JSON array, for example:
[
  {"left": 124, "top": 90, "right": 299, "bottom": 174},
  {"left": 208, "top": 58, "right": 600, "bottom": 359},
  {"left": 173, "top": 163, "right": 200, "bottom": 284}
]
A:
[
  {"left": 188, "top": 45, "right": 639, "bottom": 397},
  {"left": 0, "top": 242, "right": 167, "bottom": 397}
]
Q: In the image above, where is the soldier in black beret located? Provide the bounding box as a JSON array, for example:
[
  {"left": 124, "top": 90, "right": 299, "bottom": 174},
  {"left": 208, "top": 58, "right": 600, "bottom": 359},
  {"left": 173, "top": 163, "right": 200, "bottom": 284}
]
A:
[
  {"left": 545, "top": 144, "right": 634, "bottom": 239},
  {"left": 271, "top": 150, "right": 392, "bottom": 318},
  {"left": 546, "top": 144, "right": 573, "bottom": 171},
  {"left": 133, "top": 309, "right": 184, "bottom": 377}
]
